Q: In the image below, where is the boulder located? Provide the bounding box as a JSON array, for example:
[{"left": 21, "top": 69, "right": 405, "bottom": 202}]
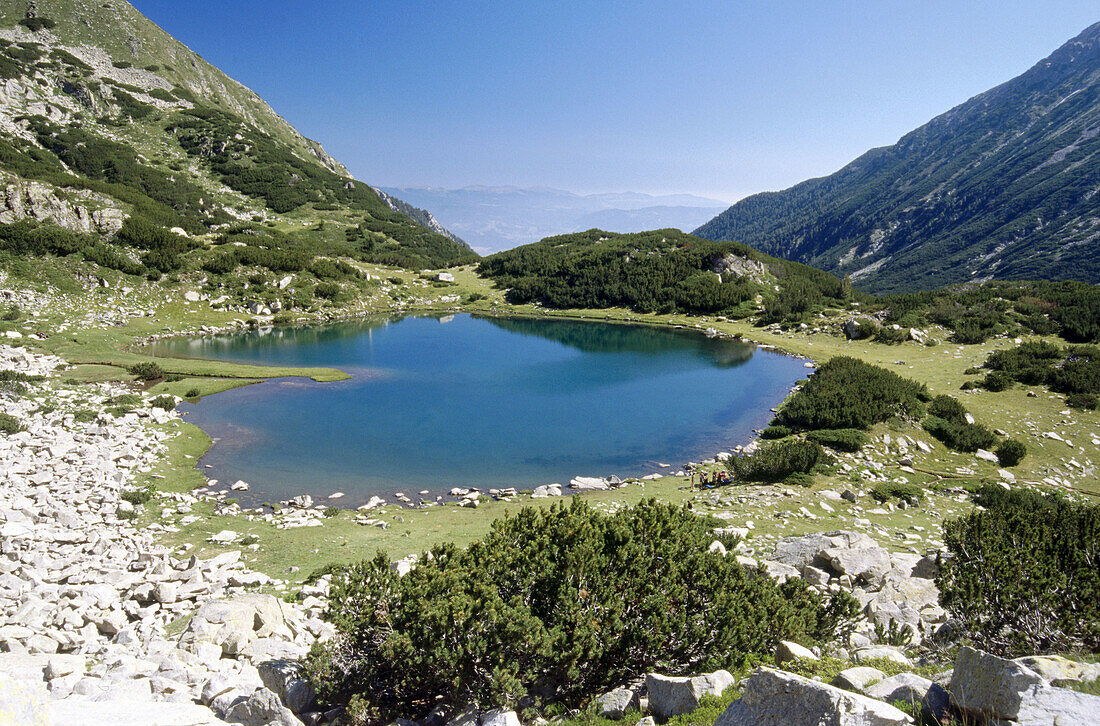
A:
[
  {"left": 775, "top": 640, "right": 819, "bottom": 665},
  {"left": 646, "top": 670, "right": 735, "bottom": 719},
  {"left": 596, "top": 686, "right": 639, "bottom": 719},
  {"left": 831, "top": 666, "right": 885, "bottom": 692},
  {"left": 822, "top": 545, "right": 892, "bottom": 584},
  {"left": 258, "top": 659, "right": 316, "bottom": 714},
  {"left": 435, "top": 272, "right": 455, "bottom": 283},
  {"left": 714, "top": 668, "right": 911, "bottom": 726},
  {"left": 864, "top": 673, "right": 947, "bottom": 720},
  {"left": 479, "top": 709, "right": 521, "bottom": 726},
  {"left": 771, "top": 531, "right": 877, "bottom": 572},
  {"left": 569, "top": 476, "right": 609, "bottom": 491},
  {"left": 223, "top": 686, "right": 304, "bottom": 726},
  {"left": 1014, "top": 655, "right": 1100, "bottom": 685},
  {"left": 950, "top": 646, "right": 1100, "bottom": 725},
  {"left": 878, "top": 677, "right": 948, "bottom": 723}
]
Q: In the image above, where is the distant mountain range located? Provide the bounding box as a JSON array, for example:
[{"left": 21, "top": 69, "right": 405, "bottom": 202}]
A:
[
  {"left": 695, "top": 21, "right": 1100, "bottom": 294},
  {"left": 380, "top": 186, "right": 729, "bottom": 254}
]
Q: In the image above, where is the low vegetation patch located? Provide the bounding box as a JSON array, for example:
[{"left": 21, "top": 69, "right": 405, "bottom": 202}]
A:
[
  {"left": 730, "top": 439, "right": 825, "bottom": 483},
  {"left": 128, "top": 362, "right": 166, "bottom": 381},
  {"left": 804, "top": 428, "right": 868, "bottom": 452},
  {"left": 772, "top": 357, "right": 929, "bottom": 431},
  {"left": 307, "top": 498, "right": 857, "bottom": 723},
  {"left": 937, "top": 486, "right": 1100, "bottom": 656},
  {"left": 0, "top": 412, "right": 23, "bottom": 434},
  {"left": 922, "top": 395, "right": 995, "bottom": 453},
  {"left": 870, "top": 482, "right": 923, "bottom": 506}
]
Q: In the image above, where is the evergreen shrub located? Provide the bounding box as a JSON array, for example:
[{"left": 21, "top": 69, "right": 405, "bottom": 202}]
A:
[
  {"left": 995, "top": 439, "right": 1027, "bottom": 467},
  {"left": 937, "top": 486, "right": 1100, "bottom": 655},
  {"left": 731, "top": 439, "right": 825, "bottom": 482},
  {"left": 772, "top": 357, "right": 928, "bottom": 431},
  {"left": 804, "top": 428, "right": 868, "bottom": 452},
  {"left": 307, "top": 499, "right": 857, "bottom": 722}
]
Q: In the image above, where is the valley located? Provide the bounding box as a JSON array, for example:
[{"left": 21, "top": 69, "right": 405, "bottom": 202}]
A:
[{"left": 0, "top": 2, "right": 1098, "bottom": 725}]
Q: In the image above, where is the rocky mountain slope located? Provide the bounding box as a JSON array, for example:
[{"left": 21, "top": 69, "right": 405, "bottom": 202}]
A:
[
  {"left": 695, "top": 21, "right": 1100, "bottom": 294},
  {"left": 0, "top": 0, "right": 473, "bottom": 268}
]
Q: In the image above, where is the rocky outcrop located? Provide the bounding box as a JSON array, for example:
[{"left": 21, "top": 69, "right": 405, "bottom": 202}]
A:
[
  {"left": 715, "top": 667, "right": 912, "bottom": 726},
  {"left": 709, "top": 253, "right": 770, "bottom": 284},
  {"left": 766, "top": 531, "right": 944, "bottom": 646},
  {"left": 0, "top": 174, "right": 126, "bottom": 234},
  {"left": 0, "top": 343, "right": 334, "bottom": 724},
  {"left": 949, "top": 646, "right": 1100, "bottom": 725}
]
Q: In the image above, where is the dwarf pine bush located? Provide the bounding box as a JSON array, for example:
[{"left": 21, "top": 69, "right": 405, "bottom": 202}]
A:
[
  {"left": 307, "top": 498, "right": 857, "bottom": 723},
  {"left": 937, "top": 486, "right": 1100, "bottom": 656}
]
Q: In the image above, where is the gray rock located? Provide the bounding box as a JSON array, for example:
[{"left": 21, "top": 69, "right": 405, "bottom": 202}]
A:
[
  {"left": 479, "top": 709, "right": 521, "bottom": 726},
  {"left": 714, "top": 668, "right": 911, "bottom": 726},
  {"left": 1014, "top": 655, "right": 1100, "bottom": 685},
  {"left": 822, "top": 545, "right": 892, "bottom": 584},
  {"left": 224, "top": 686, "right": 304, "bottom": 726},
  {"left": 775, "top": 640, "right": 819, "bottom": 665},
  {"left": 950, "top": 646, "right": 1100, "bottom": 724},
  {"left": 831, "top": 666, "right": 885, "bottom": 692},
  {"left": 801, "top": 564, "right": 830, "bottom": 587},
  {"left": 864, "top": 672, "right": 931, "bottom": 705},
  {"left": 596, "top": 686, "right": 638, "bottom": 719},
  {"left": 259, "top": 659, "right": 316, "bottom": 714},
  {"left": 646, "top": 670, "right": 735, "bottom": 719}
]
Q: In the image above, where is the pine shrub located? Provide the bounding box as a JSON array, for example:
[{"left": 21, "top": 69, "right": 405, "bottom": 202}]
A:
[
  {"left": 995, "top": 439, "right": 1027, "bottom": 467},
  {"left": 128, "top": 362, "right": 165, "bottom": 381},
  {"left": 307, "top": 499, "right": 856, "bottom": 722},
  {"left": 0, "top": 412, "right": 22, "bottom": 434},
  {"left": 923, "top": 395, "right": 996, "bottom": 452},
  {"left": 804, "top": 428, "right": 868, "bottom": 452},
  {"left": 937, "top": 486, "right": 1100, "bottom": 656},
  {"left": 772, "top": 357, "right": 928, "bottom": 431},
  {"left": 731, "top": 439, "right": 825, "bottom": 482}
]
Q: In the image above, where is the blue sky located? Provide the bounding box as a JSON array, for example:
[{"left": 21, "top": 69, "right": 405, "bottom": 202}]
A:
[{"left": 132, "top": 1, "right": 1098, "bottom": 202}]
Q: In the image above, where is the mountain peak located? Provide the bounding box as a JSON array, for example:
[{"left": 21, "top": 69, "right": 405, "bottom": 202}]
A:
[{"left": 695, "top": 20, "right": 1100, "bottom": 293}]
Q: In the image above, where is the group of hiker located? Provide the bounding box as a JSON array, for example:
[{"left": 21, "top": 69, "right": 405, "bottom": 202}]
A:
[{"left": 690, "top": 469, "right": 730, "bottom": 490}]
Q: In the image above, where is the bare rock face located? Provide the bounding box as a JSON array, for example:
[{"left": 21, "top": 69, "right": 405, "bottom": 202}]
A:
[
  {"left": 710, "top": 253, "right": 770, "bottom": 283},
  {"left": 0, "top": 174, "right": 126, "bottom": 234},
  {"left": 714, "top": 668, "right": 912, "bottom": 726}
]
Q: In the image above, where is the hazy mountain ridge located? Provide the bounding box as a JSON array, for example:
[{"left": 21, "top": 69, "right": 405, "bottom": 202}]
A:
[
  {"left": 695, "top": 21, "right": 1100, "bottom": 294},
  {"left": 382, "top": 185, "right": 728, "bottom": 253}
]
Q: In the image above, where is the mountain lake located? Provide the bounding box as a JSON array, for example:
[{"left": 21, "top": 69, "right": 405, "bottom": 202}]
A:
[{"left": 146, "top": 314, "right": 809, "bottom": 505}]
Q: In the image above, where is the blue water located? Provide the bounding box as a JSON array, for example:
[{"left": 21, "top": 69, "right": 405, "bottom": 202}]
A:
[{"left": 149, "top": 314, "right": 807, "bottom": 505}]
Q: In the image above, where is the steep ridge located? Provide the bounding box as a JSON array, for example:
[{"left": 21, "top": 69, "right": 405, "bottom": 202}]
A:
[
  {"left": 695, "top": 21, "right": 1100, "bottom": 294},
  {"left": 0, "top": 0, "right": 473, "bottom": 268}
]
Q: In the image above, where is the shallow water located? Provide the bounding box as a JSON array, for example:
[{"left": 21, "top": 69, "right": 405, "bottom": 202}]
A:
[{"left": 149, "top": 314, "right": 807, "bottom": 504}]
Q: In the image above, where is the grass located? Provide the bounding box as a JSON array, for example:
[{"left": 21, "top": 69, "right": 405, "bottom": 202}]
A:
[{"left": 10, "top": 253, "right": 1097, "bottom": 586}]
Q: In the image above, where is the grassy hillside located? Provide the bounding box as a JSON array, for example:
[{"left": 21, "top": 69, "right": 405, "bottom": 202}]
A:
[
  {"left": 695, "top": 21, "right": 1100, "bottom": 294},
  {"left": 0, "top": 0, "right": 476, "bottom": 296},
  {"left": 478, "top": 228, "right": 860, "bottom": 322}
]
